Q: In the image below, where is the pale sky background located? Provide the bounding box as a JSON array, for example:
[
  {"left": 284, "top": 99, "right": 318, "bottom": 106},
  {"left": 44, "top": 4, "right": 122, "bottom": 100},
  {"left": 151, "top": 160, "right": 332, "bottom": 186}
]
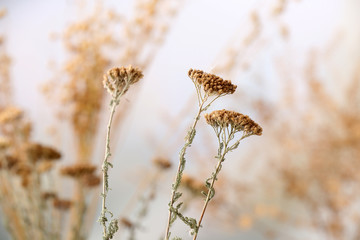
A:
[{"left": 0, "top": 0, "right": 359, "bottom": 239}]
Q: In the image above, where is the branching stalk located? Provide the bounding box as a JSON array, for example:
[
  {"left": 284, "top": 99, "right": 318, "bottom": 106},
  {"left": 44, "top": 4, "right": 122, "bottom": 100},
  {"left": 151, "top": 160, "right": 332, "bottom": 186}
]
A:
[{"left": 164, "top": 99, "right": 205, "bottom": 240}]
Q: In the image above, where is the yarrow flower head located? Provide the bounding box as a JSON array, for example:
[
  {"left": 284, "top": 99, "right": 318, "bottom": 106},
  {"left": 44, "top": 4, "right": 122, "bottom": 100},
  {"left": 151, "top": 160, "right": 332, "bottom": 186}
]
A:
[
  {"left": 25, "top": 143, "right": 62, "bottom": 162},
  {"left": 103, "top": 65, "right": 143, "bottom": 99},
  {"left": 60, "top": 162, "right": 97, "bottom": 178},
  {"left": 205, "top": 109, "right": 262, "bottom": 136},
  {"left": 0, "top": 106, "right": 23, "bottom": 124},
  {"left": 188, "top": 69, "right": 237, "bottom": 96}
]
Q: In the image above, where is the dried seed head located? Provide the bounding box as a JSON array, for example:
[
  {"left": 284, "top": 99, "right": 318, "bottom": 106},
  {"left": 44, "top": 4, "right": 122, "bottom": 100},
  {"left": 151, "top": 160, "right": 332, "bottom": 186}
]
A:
[
  {"left": 2, "top": 155, "right": 19, "bottom": 170},
  {"left": 188, "top": 69, "right": 237, "bottom": 96},
  {"left": 25, "top": 143, "right": 61, "bottom": 162},
  {"left": 53, "top": 198, "right": 72, "bottom": 210},
  {"left": 152, "top": 157, "right": 172, "bottom": 170},
  {"left": 103, "top": 65, "right": 143, "bottom": 98},
  {"left": 120, "top": 217, "right": 134, "bottom": 229},
  {"left": 60, "top": 163, "right": 97, "bottom": 178},
  {"left": 205, "top": 109, "right": 263, "bottom": 136},
  {"left": 42, "top": 192, "right": 57, "bottom": 200},
  {"left": 0, "top": 137, "right": 10, "bottom": 151},
  {"left": 0, "top": 106, "right": 23, "bottom": 124},
  {"left": 83, "top": 174, "right": 101, "bottom": 187},
  {"left": 181, "top": 174, "right": 208, "bottom": 194}
]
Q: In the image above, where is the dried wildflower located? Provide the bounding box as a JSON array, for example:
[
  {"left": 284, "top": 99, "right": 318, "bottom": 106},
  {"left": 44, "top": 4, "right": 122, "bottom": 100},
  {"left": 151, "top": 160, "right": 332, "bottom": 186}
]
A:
[
  {"left": 181, "top": 174, "right": 207, "bottom": 194},
  {"left": 3, "top": 155, "right": 19, "bottom": 170},
  {"left": 0, "top": 106, "right": 23, "bottom": 124},
  {"left": 205, "top": 109, "right": 262, "bottom": 136},
  {"left": 152, "top": 157, "right": 172, "bottom": 170},
  {"left": 0, "top": 137, "right": 10, "bottom": 150},
  {"left": 188, "top": 69, "right": 237, "bottom": 96},
  {"left": 192, "top": 110, "right": 262, "bottom": 240},
  {"left": 25, "top": 143, "right": 61, "bottom": 162},
  {"left": 14, "top": 163, "right": 32, "bottom": 177},
  {"left": 165, "top": 69, "right": 237, "bottom": 239},
  {"left": 120, "top": 217, "right": 134, "bottom": 229},
  {"left": 53, "top": 198, "right": 72, "bottom": 210},
  {"left": 83, "top": 174, "right": 101, "bottom": 187},
  {"left": 42, "top": 192, "right": 57, "bottom": 200},
  {"left": 60, "top": 163, "right": 97, "bottom": 178},
  {"left": 103, "top": 65, "right": 143, "bottom": 99}
]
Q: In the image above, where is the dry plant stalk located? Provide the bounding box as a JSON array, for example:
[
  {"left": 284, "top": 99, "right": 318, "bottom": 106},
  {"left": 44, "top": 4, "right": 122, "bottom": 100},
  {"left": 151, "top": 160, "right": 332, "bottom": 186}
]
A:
[
  {"left": 99, "top": 66, "right": 143, "bottom": 240},
  {"left": 192, "top": 110, "right": 262, "bottom": 239},
  {"left": 164, "top": 69, "right": 238, "bottom": 239}
]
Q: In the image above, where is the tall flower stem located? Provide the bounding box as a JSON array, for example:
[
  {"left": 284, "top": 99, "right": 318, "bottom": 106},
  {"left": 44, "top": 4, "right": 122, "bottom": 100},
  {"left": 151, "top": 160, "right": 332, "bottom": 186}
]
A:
[
  {"left": 164, "top": 99, "right": 206, "bottom": 240},
  {"left": 100, "top": 101, "right": 117, "bottom": 238},
  {"left": 100, "top": 66, "right": 143, "bottom": 240},
  {"left": 192, "top": 146, "right": 228, "bottom": 240}
]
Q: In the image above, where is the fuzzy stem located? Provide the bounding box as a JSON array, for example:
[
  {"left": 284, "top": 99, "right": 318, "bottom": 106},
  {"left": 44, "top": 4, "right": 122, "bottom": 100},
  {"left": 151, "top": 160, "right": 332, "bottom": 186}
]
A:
[
  {"left": 192, "top": 136, "right": 229, "bottom": 240},
  {"left": 100, "top": 101, "right": 117, "bottom": 238},
  {"left": 164, "top": 100, "right": 205, "bottom": 240}
]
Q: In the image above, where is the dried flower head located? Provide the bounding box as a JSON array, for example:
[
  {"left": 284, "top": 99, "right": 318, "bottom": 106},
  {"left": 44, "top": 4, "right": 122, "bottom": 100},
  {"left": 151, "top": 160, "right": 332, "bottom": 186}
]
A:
[
  {"left": 0, "top": 137, "right": 10, "bottom": 151},
  {"left": 120, "top": 217, "right": 134, "bottom": 229},
  {"left": 0, "top": 106, "right": 23, "bottom": 124},
  {"left": 152, "top": 157, "right": 172, "bottom": 170},
  {"left": 25, "top": 143, "right": 61, "bottom": 162},
  {"left": 53, "top": 198, "right": 72, "bottom": 210},
  {"left": 205, "top": 109, "right": 262, "bottom": 136},
  {"left": 60, "top": 163, "right": 97, "bottom": 178},
  {"left": 181, "top": 174, "right": 208, "bottom": 194},
  {"left": 83, "top": 174, "right": 101, "bottom": 187},
  {"left": 188, "top": 69, "right": 237, "bottom": 96},
  {"left": 42, "top": 192, "right": 57, "bottom": 201},
  {"left": 14, "top": 163, "right": 32, "bottom": 175},
  {"left": 103, "top": 65, "right": 143, "bottom": 99},
  {"left": 1, "top": 155, "right": 19, "bottom": 170}
]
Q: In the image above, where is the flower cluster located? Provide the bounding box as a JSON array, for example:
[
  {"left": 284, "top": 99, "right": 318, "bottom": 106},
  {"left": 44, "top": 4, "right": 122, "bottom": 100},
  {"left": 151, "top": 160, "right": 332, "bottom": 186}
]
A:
[
  {"left": 188, "top": 69, "right": 237, "bottom": 96},
  {"left": 25, "top": 143, "right": 62, "bottom": 162},
  {"left": 152, "top": 157, "right": 172, "bottom": 170},
  {"left": 0, "top": 106, "right": 23, "bottom": 124},
  {"left": 205, "top": 109, "right": 262, "bottom": 136},
  {"left": 60, "top": 162, "right": 97, "bottom": 178},
  {"left": 103, "top": 65, "right": 143, "bottom": 99}
]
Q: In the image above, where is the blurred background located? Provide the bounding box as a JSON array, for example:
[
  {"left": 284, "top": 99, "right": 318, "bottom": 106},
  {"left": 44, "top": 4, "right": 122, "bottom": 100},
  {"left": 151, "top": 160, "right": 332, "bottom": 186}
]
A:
[{"left": 0, "top": 0, "right": 359, "bottom": 239}]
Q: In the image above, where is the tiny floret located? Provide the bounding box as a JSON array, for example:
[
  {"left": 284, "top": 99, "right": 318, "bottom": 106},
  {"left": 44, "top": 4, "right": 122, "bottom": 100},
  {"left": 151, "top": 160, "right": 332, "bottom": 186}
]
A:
[
  {"left": 188, "top": 69, "right": 237, "bottom": 96},
  {"left": 205, "top": 109, "right": 262, "bottom": 136}
]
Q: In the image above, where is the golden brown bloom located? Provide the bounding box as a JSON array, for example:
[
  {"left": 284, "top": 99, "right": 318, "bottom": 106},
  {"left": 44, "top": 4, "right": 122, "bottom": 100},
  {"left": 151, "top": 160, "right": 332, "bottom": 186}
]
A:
[
  {"left": 181, "top": 174, "right": 207, "bottom": 194},
  {"left": 152, "top": 157, "right": 172, "bottom": 170},
  {"left": 25, "top": 143, "right": 61, "bottom": 162},
  {"left": 83, "top": 174, "right": 101, "bottom": 187},
  {"left": 205, "top": 109, "right": 262, "bottom": 136},
  {"left": 103, "top": 65, "right": 143, "bottom": 98},
  {"left": 188, "top": 69, "right": 237, "bottom": 96},
  {"left": 120, "top": 217, "right": 134, "bottom": 229},
  {"left": 42, "top": 192, "right": 57, "bottom": 200},
  {"left": 1, "top": 155, "right": 19, "bottom": 170},
  {"left": 60, "top": 163, "right": 97, "bottom": 178},
  {"left": 53, "top": 198, "right": 72, "bottom": 210},
  {"left": 0, "top": 106, "right": 23, "bottom": 124},
  {"left": 0, "top": 137, "right": 10, "bottom": 151}
]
